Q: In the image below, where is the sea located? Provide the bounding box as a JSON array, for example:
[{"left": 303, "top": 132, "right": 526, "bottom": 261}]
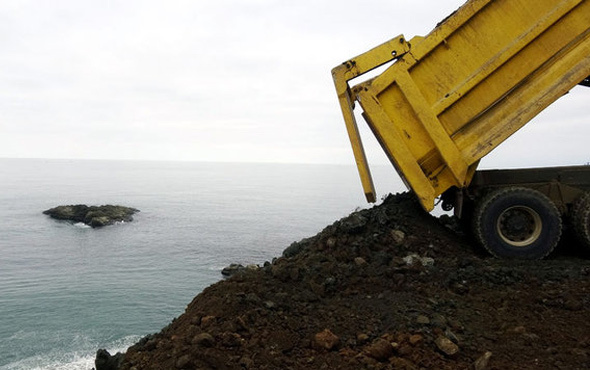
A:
[{"left": 0, "top": 158, "right": 404, "bottom": 370}]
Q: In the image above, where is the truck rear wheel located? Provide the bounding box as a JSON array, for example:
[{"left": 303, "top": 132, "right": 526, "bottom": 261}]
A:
[
  {"left": 571, "top": 192, "right": 590, "bottom": 250},
  {"left": 473, "top": 187, "right": 562, "bottom": 259}
]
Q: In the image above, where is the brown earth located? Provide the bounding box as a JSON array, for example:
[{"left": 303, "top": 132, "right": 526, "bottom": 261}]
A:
[{"left": 113, "top": 193, "right": 590, "bottom": 370}]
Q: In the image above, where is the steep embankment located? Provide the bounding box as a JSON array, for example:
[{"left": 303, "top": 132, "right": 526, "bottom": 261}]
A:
[{"left": 112, "top": 193, "right": 590, "bottom": 370}]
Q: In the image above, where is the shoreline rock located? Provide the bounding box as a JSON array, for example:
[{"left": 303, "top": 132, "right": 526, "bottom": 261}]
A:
[
  {"left": 95, "top": 349, "right": 124, "bottom": 370},
  {"left": 43, "top": 204, "right": 139, "bottom": 228},
  {"left": 221, "top": 263, "right": 260, "bottom": 277}
]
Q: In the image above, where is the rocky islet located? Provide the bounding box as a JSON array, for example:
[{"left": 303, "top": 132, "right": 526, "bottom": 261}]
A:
[{"left": 43, "top": 204, "right": 139, "bottom": 228}]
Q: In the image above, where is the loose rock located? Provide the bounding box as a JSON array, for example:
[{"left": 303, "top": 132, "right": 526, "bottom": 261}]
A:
[
  {"left": 314, "top": 329, "right": 340, "bottom": 351},
  {"left": 175, "top": 354, "right": 191, "bottom": 369},
  {"left": 474, "top": 351, "right": 493, "bottom": 370},
  {"left": 409, "top": 334, "right": 423, "bottom": 345},
  {"left": 354, "top": 257, "right": 368, "bottom": 266},
  {"left": 391, "top": 229, "right": 406, "bottom": 245},
  {"left": 192, "top": 333, "right": 215, "bottom": 347},
  {"left": 95, "top": 349, "right": 124, "bottom": 370},
  {"left": 416, "top": 315, "right": 430, "bottom": 325},
  {"left": 365, "top": 338, "right": 394, "bottom": 361},
  {"left": 435, "top": 336, "right": 459, "bottom": 357}
]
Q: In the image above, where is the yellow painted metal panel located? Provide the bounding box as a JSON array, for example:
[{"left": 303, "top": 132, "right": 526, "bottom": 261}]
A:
[
  {"left": 333, "top": 0, "right": 590, "bottom": 211},
  {"left": 356, "top": 89, "right": 437, "bottom": 209},
  {"left": 331, "top": 36, "right": 410, "bottom": 203}
]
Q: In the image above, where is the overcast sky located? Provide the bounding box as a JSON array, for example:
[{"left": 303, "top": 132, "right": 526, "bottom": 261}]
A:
[{"left": 1, "top": 0, "right": 588, "bottom": 167}]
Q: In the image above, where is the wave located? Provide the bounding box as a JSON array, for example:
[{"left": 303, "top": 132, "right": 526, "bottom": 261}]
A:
[
  {"left": 2, "top": 354, "right": 93, "bottom": 370},
  {"left": 73, "top": 220, "right": 129, "bottom": 229},
  {"left": 0, "top": 335, "right": 141, "bottom": 370}
]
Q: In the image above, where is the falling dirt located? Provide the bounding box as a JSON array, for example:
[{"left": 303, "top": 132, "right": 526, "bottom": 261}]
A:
[{"left": 110, "top": 193, "right": 590, "bottom": 370}]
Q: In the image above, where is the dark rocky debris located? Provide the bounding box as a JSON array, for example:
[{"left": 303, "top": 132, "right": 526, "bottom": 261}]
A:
[{"left": 96, "top": 193, "right": 590, "bottom": 369}]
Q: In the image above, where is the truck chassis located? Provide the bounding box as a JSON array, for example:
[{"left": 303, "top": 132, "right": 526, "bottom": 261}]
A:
[{"left": 442, "top": 166, "right": 590, "bottom": 258}]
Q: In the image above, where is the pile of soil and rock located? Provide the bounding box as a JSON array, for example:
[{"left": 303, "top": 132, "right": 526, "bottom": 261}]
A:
[{"left": 99, "top": 193, "right": 589, "bottom": 370}]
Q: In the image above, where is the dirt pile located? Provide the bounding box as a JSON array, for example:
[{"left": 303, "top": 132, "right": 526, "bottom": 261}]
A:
[{"left": 112, "top": 193, "right": 590, "bottom": 369}]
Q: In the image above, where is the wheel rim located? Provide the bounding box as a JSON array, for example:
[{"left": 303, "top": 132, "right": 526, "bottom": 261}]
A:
[{"left": 496, "top": 206, "right": 543, "bottom": 247}]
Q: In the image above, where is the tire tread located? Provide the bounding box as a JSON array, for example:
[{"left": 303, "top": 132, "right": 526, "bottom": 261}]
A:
[
  {"left": 571, "top": 192, "right": 590, "bottom": 250},
  {"left": 472, "top": 187, "right": 561, "bottom": 259}
]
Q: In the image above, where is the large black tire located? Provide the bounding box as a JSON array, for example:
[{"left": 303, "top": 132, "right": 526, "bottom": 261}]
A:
[
  {"left": 473, "top": 187, "right": 562, "bottom": 259},
  {"left": 571, "top": 192, "right": 590, "bottom": 250}
]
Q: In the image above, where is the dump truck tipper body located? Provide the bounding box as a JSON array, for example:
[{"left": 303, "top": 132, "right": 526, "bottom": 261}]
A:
[{"left": 333, "top": 0, "right": 590, "bottom": 259}]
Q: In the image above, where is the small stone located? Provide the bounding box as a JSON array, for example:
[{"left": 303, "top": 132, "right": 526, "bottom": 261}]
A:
[
  {"left": 289, "top": 267, "right": 300, "bottom": 281},
  {"left": 397, "top": 343, "right": 413, "bottom": 356},
  {"left": 444, "top": 329, "right": 459, "bottom": 344},
  {"left": 546, "top": 347, "right": 558, "bottom": 355},
  {"left": 431, "top": 314, "right": 447, "bottom": 328},
  {"left": 512, "top": 326, "right": 526, "bottom": 334},
  {"left": 448, "top": 319, "right": 464, "bottom": 332},
  {"left": 435, "top": 336, "right": 459, "bottom": 357},
  {"left": 342, "top": 213, "right": 367, "bottom": 233},
  {"left": 422, "top": 257, "right": 435, "bottom": 266},
  {"left": 523, "top": 333, "right": 540, "bottom": 342},
  {"left": 474, "top": 351, "right": 492, "bottom": 370},
  {"left": 235, "top": 316, "right": 249, "bottom": 331},
  {"left": 309, "top": 281, "right": 325, "bottom": 296},
  {"left": 239, "top": 356, "right": 254, "bottom": 369},
  {"left": 416, "top": 315, "right": 430, "bottom": 325},
  {"left": 175, "top": 354, "right": 191, "bottom": 369},
  {"left": 354, "top": 257, "right": 368, "bottom": 266},
  {"left": 390, "top": 357, "right": 416, "bottom": 368},
  {"left": 221, "top": 264, "right": 245, "bottom": 277},
  {"left": 220, "top": 332, "right": 243, "bottom": 347},
  {"left": 314, "top": 329, "right": 340, "bottom": 351},
  {"left": 365, "top": 338, "right": 394, "bottom": 361},
  {"left": 403, "top": 254, "right": 434, "bottom": 267},
  {"left": 357, "top": 333, "right": 370, "bottom": 344},
  {"left": 271, "top": 265, "right": 290, "bottom": 282},
  {"left": 245, "top": 293, "right": 261, "bottom": 304},
  {"left": 142, "top": 338, "right": 158, "bottom": 351},
  {"left": 200, "top": 315, "right": 216, "bottom": 329},
  {"left": 282, "top": 241, "right": 305, "bottom": 257},
  {"left": 192, "top": 332, "right": 215, "bottom": 347},
  {"left": 391, "top": 229, "right": 406, "bottom": 245},
  {"left": 326, "top": 237, "right": 337, "bottom": 248},
  {"left": 264, "top": 301, "right": 276, "bottom": 309},
  {"left": 409, "top": 334, "right": 423, "bottom": 345}
]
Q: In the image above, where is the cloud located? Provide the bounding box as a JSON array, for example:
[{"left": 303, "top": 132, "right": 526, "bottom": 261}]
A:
[{"left": 0, "top": 0, "right": 587, "bottom": 167}]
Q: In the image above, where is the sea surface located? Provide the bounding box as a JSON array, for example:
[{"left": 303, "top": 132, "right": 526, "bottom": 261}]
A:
[{"left": 0, "top": 159, "right": 404, "bottom": 369}]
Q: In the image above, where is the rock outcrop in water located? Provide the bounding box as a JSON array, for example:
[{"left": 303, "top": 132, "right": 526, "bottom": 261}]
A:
[
  {"left": 43, "top": 204, "right": 139, "bottom": 228},
  {"left": 95, "top": 349, "right": 124, "bottom": 370},
  {"left": 97, "top": 193, "right": 590, "bottom": 370}
]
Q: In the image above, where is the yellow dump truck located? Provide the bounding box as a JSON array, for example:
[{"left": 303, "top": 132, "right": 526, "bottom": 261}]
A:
[{"left": 332, "top": 0, "right": 590, "bottom": 259}]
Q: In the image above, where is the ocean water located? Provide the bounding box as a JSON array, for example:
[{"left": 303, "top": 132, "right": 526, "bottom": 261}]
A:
[{"left": 0, "top": 159, "right": 404, "bottom": 369}]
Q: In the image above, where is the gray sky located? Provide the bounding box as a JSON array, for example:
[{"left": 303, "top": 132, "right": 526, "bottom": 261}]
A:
[{"left": 1, "top": 0, "right": 588, "bottom": 167}]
